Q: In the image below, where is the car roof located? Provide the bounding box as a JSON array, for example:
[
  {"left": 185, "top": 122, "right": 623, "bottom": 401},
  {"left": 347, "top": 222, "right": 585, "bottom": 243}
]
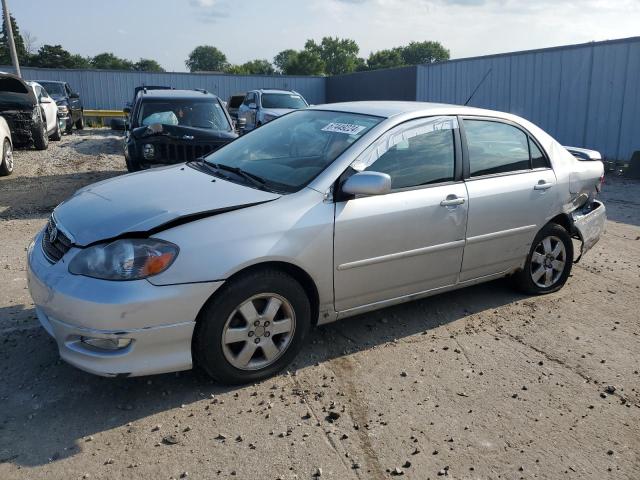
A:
[
  {"left": 309, "top": 101, "right": 514, "bottom": 120},
  {"left": 252, "top": 89, "right": 298, "bottom": 94},
  {"left": 139, "top": 89, "right": 220, "bottom": 100}
]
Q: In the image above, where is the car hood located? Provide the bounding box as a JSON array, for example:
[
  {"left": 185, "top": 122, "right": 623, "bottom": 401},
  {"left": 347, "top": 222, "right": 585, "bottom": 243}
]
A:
[
  {"left": 53, "top": 164, "right": 280, "bottom": 246},
  {"left": 0, "top": 73, "right": 36, "bottom": 110}
]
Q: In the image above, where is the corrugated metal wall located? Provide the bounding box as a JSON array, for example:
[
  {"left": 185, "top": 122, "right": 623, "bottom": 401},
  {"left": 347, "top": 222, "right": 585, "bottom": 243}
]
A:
[
  {"left": 10, "top": 67, "right": 326, "bottom": 110},
  {"left": 326, "top": 66, "right": 417, "bottom": 102},
  {"left": 415, "top": 37, "right": 640, "bottom": 160}
]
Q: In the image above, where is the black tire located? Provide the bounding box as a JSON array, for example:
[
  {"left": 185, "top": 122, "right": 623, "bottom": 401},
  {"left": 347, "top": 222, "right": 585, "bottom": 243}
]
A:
[
  {"left": 0, "top": 138, "right": 13, "bottom": 176},
  {"left": 125, "top": 154, "right": 143, "bottom": 172},
  {"left": 194, "top": 269, "right": 311, "bottom": 384},
  {"left": 32, "top": 112, "right": 49, "bottom": 150},
  {"left": 65, "top": 116, "right": 73, "bottom": 134},
  {"left": 512, "top": 223, "right": 573, "bottom": 295},
  {"left": 75, "top": 111, "right": 84, "bottom": 130},
  {"left": 50, "top": 117, "right": 62, "bottom": 141}
]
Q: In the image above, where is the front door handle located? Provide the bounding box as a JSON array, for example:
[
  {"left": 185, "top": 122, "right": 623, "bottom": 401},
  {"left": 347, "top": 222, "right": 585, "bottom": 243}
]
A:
[
  {"left": 440, "top": 196, "right": 466, "bottom": 207},
  {"left": 534, "top": 181, "right": 554, "bottom": 191}
]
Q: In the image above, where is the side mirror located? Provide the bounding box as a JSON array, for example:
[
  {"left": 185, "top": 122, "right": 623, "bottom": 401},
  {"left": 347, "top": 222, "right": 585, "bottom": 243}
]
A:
[
  {"left": 69, "top": 92, "right": 80, "bottom": 99},
  {"left": 40, "top": 97, "right": 53, "bottom": 104},
  {"left": 342, "top": 171, "right": 391, "bottom": 197},
  {"left": 248, "top": 103, "right": 257, "bottom": 110}
]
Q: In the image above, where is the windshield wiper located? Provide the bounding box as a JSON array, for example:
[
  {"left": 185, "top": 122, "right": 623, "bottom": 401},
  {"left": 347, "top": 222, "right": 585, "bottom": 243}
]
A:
[{"left": 208, "top": 162, "right": 269, "bottom": 190}]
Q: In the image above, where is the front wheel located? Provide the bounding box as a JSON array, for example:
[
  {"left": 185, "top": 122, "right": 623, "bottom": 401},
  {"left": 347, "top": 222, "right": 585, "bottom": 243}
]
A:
[
  {"left": 50, "top": 117, "right": 62, "bottom": 141},
  {"left": 75, "top": 111, "right": 85, "bottom": 130},
  {"left": 32, "top": 113, "right": 49, "bottom": 150},
  {"left": 194, "top": 269, "right": 311, "bottom": 384},
  {"left": 512, "top": 223, "right": 573, "bottom": 294},
  {"left": 0, "top": 138, "right": 13, "bottom": 176}
]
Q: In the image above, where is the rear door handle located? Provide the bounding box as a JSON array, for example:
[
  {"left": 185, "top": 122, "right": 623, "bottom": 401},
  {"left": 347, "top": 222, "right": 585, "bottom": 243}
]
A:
[
  {"left": 534, "top": 181, "right": 554, "bottom": 191},
  {"left": 440, "top": 196, "right": 466, "bottom": 207}
]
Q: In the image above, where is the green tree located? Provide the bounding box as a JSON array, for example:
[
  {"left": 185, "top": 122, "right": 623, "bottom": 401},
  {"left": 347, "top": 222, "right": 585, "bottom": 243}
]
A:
[
  {"left": 0, "top": 13, "right": 28, "bottom": 65},
  {"left": 304, "top": 37, "right": 359, "bottom": 75},
  {"left": 68, "top": 54, "right": 91, "bottom": 69},
  {"left": 91, "top": 52, "right": 134, "bottom": 70},
  {"left": 273, "top": 49, "right": 298, "bottom": 74},
  {"left": 237, "top": 59, "right": 275, "bottom": 75},
  {"left": 32, "top": 44, "right": 77, "bottom": 68},
  {"left": 366, "top": 48, "right": 405, "bottom": 71},
  {"left": 185, "top": 45, "right": 228, "bottom": 72},
  {"left": 286, "top": 50, "right": 324, "bottom": 76},
  {"left": 399, "top": 41, "right": 449, "bottom": 65},
  {"left": 134, "top": 58, "right": 164, "bottom": 72}
]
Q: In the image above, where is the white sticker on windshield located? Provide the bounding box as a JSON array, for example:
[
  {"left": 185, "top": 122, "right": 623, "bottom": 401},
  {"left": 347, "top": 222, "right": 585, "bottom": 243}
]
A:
[{"left": 322, "top": 122, "right": 366, "bottom": 135}]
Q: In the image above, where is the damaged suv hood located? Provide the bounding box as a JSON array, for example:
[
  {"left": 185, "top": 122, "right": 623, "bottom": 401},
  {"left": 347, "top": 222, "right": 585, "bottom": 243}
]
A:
[
  {"left": 53, "top": 164, "right": 280, "bottom": 246},
  {"left": 0, "top": 73, "right": 37, "bottom": 110}
]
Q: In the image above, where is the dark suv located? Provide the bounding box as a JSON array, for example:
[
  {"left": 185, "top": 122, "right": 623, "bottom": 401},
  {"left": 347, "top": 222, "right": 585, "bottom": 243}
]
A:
[
  {"left": 124, "top": 88, "right": 237, "bottom": 172},
  {"left": 34, "top": 80, "right": 84, "bottom": 133}
]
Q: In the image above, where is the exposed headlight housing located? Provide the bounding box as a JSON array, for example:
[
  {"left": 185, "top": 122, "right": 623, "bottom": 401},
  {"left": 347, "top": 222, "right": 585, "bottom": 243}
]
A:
[
  {"left": 57, "top": 105, "right": 69, "bottom": 114},
  {"left": 142, "top": 143, "right": 155, "bottom": 160},
  {"left": 69, "top": 239, "right": 179, "bottom": 281}
]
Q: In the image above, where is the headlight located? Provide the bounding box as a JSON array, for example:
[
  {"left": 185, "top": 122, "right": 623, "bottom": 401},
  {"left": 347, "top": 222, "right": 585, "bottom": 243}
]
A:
[
  {"left": 57, "top": 105, "right": 69, "bottom": 114},
  {"left": 69, "top": 239, "right": 179, "bottom": 281},
  {"left": 263, "top": 114, "right": 276, "bottom": 123},
  {"left": 142, "top": 143, "right": 155, "bottom": 160}
]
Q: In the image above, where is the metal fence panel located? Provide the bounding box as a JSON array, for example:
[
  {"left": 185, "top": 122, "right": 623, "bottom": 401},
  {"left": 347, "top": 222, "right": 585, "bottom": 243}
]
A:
[{"left": 7, "top": 67, "right": 326, "bottom": 110}]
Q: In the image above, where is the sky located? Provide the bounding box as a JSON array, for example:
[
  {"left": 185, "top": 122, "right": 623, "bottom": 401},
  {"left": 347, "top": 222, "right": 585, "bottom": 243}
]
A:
[{"left": 9, "top": 0, "right": 640, "bottom": 72}]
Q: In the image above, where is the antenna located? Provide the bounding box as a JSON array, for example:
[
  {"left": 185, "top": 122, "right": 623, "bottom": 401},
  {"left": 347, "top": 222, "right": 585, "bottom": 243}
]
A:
[{"left": 464, "top": 68, "right": 492, "bottom": 106}]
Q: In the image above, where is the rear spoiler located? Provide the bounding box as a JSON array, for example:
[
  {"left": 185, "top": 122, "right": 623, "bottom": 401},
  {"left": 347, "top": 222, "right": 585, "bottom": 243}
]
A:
[{"left": 564, "top": 146, "right": 602, "bottom": 161}]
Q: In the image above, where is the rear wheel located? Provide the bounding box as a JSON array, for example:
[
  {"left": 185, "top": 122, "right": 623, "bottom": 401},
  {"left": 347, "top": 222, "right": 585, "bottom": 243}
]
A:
[
  {"left": 0, "top": 138, "right": 13, "bottom": 176},
  {"left": 194, "top": 269, "right": 311, "bottom": 384},
  {"left": 512, "top": 223, "right": 573, "bottom": 294}
]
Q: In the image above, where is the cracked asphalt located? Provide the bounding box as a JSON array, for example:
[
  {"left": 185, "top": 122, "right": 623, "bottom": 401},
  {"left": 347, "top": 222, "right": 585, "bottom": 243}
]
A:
[{"left": 1, "top": 130, "right": 639, "bottom": 479}]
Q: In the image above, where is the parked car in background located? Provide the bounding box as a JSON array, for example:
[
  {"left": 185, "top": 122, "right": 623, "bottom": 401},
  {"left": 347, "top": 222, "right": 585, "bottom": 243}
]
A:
[
  {"left": 123, "top": 87, "right": 237, "bottom": 172},
  {"left": 0, "top": 73, "right": 48, "bottom": 150},
  {"left": 27, "top": 82, "right": 62, "bottom": 141},
  {"left": 0, "top": 115, "right": 13, "bottom": 175},
  {"left": 237, "top": 89, "right": 308, "bottom": 132},
  {"left": 27, "top": 101, "right": 606, "bottom": 384},
  {"left": 34, "top": 80, "right": 84, "bottom": 134}
]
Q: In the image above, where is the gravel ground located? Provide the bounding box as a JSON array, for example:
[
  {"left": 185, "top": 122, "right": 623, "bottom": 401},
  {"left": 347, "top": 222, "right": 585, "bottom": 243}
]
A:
[{"left": 0, "top": 129, "right": 639, "bottom": 480}]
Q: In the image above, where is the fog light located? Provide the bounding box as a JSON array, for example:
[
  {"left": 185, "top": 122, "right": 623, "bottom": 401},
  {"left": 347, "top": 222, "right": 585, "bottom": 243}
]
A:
[
  {"left": 142, "top": 143, "right": 155, "bottom": 160},
  {"left": 81, "top": 337, "right": 132, "bottom": 351}
]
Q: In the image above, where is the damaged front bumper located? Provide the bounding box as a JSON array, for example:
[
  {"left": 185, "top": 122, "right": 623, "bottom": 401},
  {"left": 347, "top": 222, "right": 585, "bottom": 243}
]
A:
[{"left": 572, "top": 200, "right": 606, "bottom": 259}]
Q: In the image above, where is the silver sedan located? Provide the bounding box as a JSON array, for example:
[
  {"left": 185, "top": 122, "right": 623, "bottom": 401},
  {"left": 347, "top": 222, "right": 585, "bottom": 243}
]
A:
[{"left": 27, "top": 102, "right": 606, "bottom": 384}]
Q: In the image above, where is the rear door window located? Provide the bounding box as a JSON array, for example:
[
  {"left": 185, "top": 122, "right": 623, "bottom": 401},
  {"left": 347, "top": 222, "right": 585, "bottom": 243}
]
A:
[{"left": 464, "top": 120, "right": 530, "bottom": 176}]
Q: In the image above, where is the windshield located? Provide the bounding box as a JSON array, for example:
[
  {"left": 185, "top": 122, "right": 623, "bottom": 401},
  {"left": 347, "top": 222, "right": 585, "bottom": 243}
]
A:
[
  {"left": 203, "top": 110, "right": 382, "bottom": 193},
  {"left": 261, "top": 93, "right": 308, "bottom": 110},
  {"left": 37, "top": 82, "right": 65, "bottom": 96},
  {"left": 138, "top": 99, "right": 231, "bottom": 131}
]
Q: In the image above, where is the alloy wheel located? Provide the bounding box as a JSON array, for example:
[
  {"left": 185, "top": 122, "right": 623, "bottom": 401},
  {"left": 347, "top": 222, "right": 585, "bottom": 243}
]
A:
[
  {"left": 5, "top": 142, "right": 13, "bottom": 171},
  {"left": 530, "top": 235, "right": 567, "bottom": 288},
  {"left": 221, "top": 293, "right": 296, "bottom": 370}
]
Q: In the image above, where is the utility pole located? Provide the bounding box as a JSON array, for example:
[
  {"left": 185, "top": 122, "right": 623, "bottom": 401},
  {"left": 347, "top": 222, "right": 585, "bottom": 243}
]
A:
[{"left": 1, "top": 0, "right": 20, "bottom": 78}]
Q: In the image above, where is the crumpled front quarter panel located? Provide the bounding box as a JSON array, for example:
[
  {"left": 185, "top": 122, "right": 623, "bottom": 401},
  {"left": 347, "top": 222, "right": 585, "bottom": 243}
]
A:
[{"left": 150, "top": 188, "right": 335, "bottom": 314}]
